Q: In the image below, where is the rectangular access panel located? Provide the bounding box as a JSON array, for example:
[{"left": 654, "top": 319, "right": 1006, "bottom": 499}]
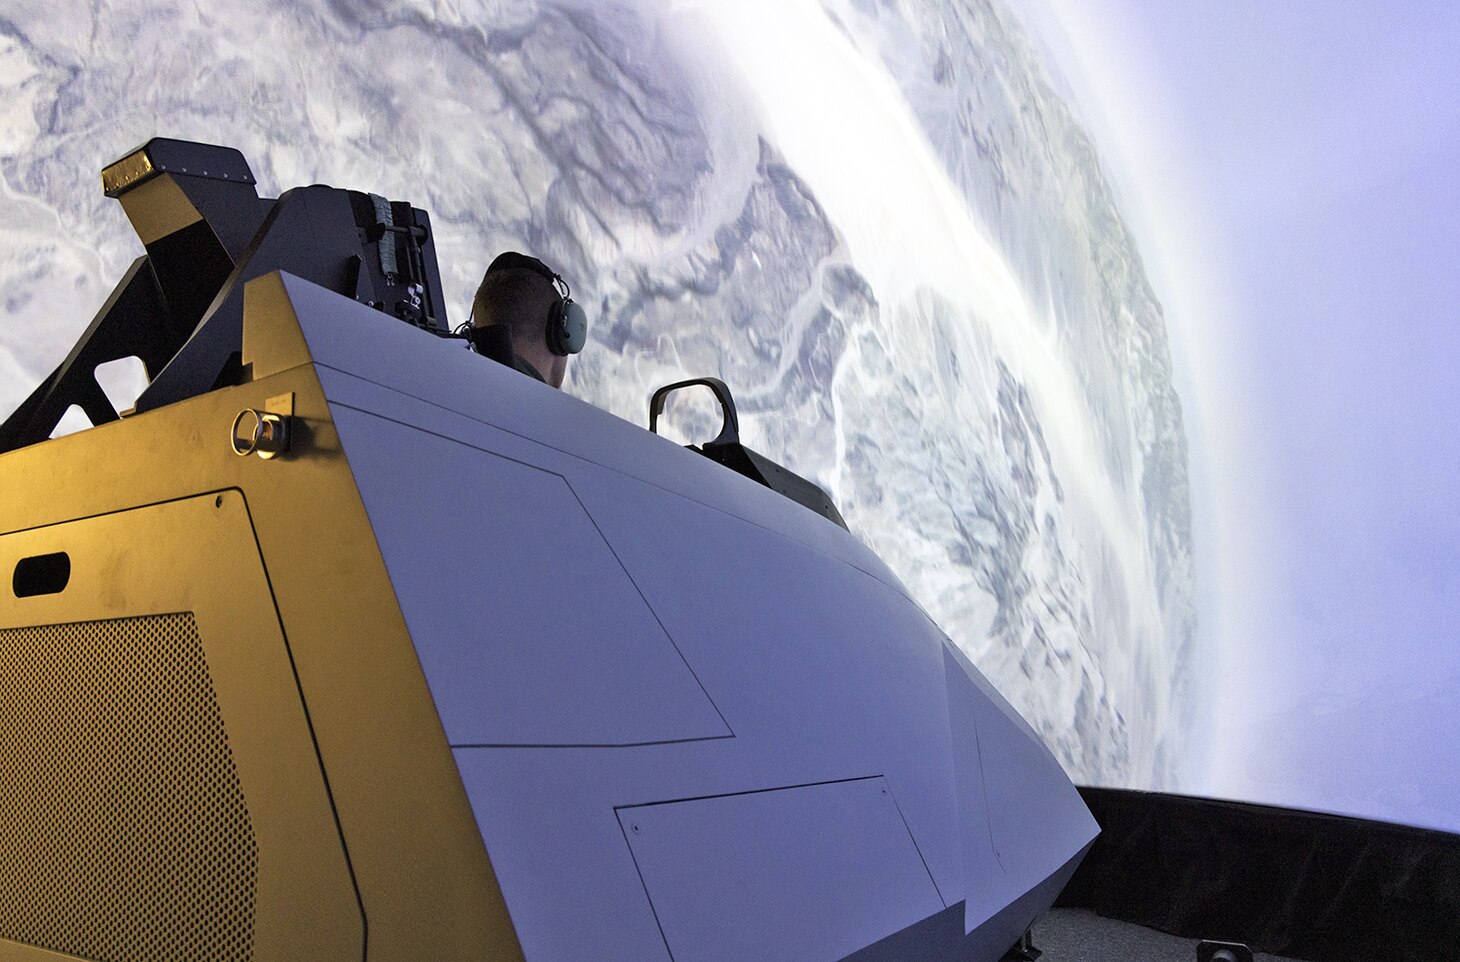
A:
[
  {"left": 0, "top": 492, "right": 362, "bottom": 962},
  {"left": 618, "top": 777, "right": 944, "bottom": 962}
]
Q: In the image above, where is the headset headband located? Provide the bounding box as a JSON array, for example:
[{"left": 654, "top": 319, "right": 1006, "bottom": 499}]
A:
[{"left": 485, "top": 251, "right": 559, "bottom": 285}]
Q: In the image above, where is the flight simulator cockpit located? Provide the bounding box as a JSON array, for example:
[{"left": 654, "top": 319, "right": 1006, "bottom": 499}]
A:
[{"left": 0, "top": 140, "right": 1095, "bottom": 962}]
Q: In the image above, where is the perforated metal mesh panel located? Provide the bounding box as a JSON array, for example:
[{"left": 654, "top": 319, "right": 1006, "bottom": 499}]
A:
[{"left": 0, "top": 613, "right": 257, "bottom": 962}]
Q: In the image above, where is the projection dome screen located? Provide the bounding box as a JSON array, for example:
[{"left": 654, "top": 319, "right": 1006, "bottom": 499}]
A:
[{"left": 1, "top": 0, "right": 1453, "bottom": 836}]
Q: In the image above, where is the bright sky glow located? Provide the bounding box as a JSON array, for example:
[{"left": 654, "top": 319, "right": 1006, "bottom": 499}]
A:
[{"left": 1018, "top": 0, "right": 1460, "bottom": 832}]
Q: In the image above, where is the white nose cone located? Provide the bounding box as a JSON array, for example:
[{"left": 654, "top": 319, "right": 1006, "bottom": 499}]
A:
[{"left": 945, "top": 642, "right": 1100, "bottom": 942}]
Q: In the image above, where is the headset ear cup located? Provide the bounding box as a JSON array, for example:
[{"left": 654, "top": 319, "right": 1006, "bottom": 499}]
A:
[
  {"left": 561, "top": 299, "right": 588, "bottom": 355},
  {"left": 547, "top": 297, "right": 587, "bottom": 356}
]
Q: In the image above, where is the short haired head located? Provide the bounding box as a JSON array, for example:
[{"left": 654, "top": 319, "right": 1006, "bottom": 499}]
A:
[
  {"left": 472, "top": 252, "right": 559, "bottom": 340},
  {"left": 472, "top": 251, "right": 586, "bottom": 388}
]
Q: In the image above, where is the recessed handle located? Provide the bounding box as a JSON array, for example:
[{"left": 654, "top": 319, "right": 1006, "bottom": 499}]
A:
[{"left": 13, "top": 552, "right": 70, "bottom": 597}]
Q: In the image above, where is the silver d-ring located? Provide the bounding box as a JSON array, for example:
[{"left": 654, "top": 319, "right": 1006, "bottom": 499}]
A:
[{"left": 231, "top": 408, "right": 264, "bottom": 457}]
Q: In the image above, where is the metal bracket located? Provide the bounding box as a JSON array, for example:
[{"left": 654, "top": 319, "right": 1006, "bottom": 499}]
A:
[{"left": 230, "top": 392, "right": 294, "bottom": 459}]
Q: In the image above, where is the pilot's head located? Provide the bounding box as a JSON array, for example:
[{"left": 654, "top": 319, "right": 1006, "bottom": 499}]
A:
[{"left": 471, "top": 252, "right": 587, "bottom": 389}]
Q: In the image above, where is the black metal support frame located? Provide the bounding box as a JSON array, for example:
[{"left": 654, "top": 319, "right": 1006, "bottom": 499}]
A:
[{"left": 0, "top": 139, "right": 452, "bottom": 454}]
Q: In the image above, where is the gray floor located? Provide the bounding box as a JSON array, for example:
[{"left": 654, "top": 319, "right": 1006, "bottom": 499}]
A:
[{"left": 1033, "top": 909, "right": 1307, "bottom": 962}]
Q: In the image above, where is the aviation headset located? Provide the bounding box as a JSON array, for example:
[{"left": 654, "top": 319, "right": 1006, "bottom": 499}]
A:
[{"left": 480, "top": 251, "right": 588, "bottom": 356}]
